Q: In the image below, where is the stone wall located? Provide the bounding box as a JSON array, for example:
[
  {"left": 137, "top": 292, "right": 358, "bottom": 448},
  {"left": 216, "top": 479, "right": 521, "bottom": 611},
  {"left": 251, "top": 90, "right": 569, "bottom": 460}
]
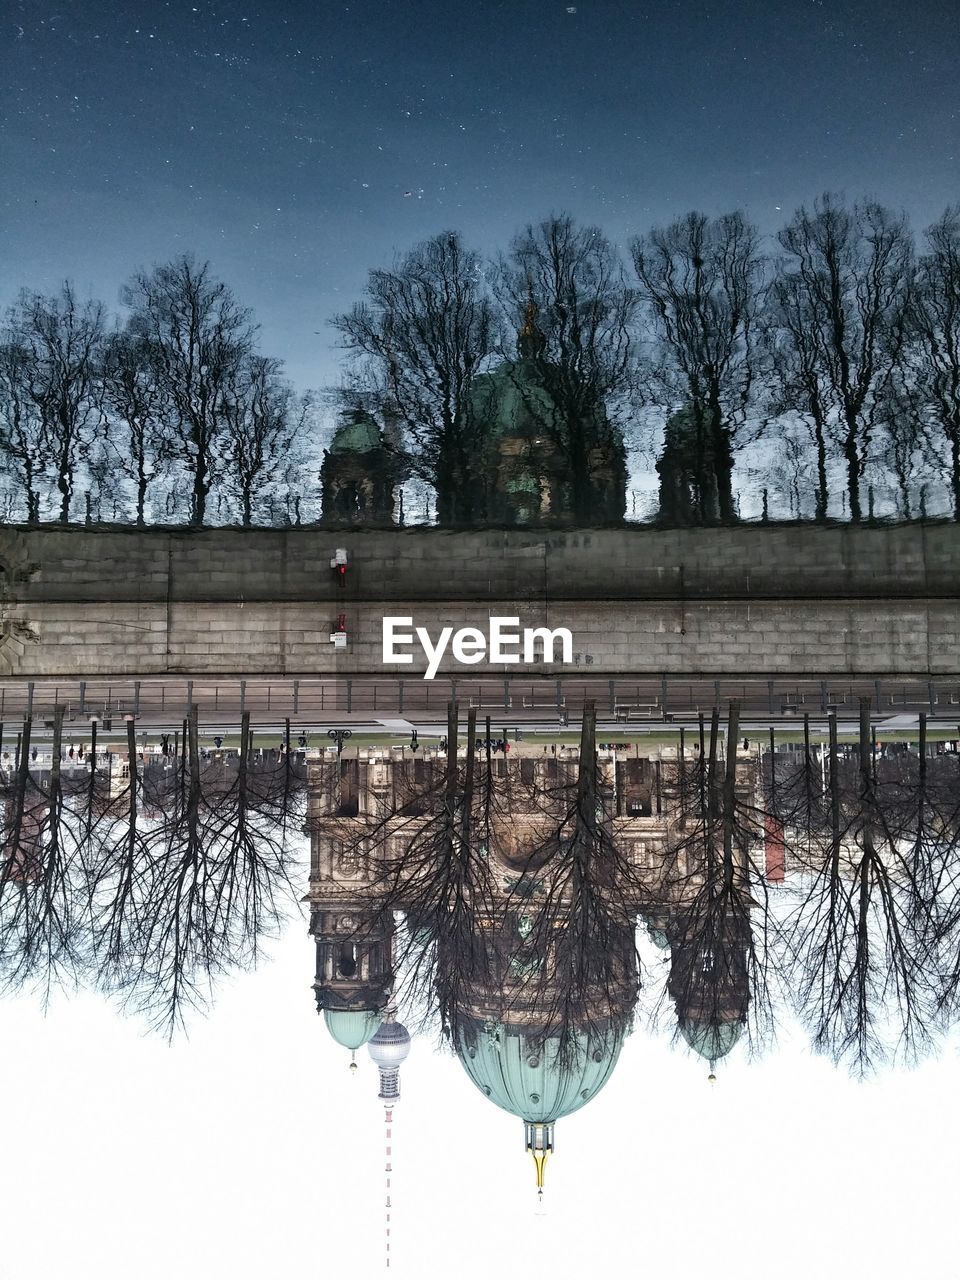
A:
[{"left": 0, "top": 523, "right": 957, "bottom": 678}]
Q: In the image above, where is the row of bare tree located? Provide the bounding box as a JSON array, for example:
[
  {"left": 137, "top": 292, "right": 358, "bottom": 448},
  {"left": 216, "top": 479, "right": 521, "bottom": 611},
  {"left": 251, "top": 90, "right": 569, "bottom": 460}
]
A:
[
  {"left": 3, "top": 195, "right": 959, "bottom": 527},
  {"left": 0, "top": 709, "right": 305, "bottom": 1035},
  {"left": 337, "top": 199, "right": 960, "bottom": 524},
  {"left": 4, "top": 700, "right": 960, "bottom": 1071},
  {"left": 333, "top": 701, "right": 960, "bottom": 1075},
  {"left": 0, "top": 263, "right": 312, "bottom": 527}
]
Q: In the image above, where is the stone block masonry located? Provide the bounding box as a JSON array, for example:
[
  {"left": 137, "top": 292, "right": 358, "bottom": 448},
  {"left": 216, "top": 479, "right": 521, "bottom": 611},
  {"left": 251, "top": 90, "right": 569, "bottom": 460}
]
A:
[{"left": 0, "top": 523, "right": 957, "bottom": 679}]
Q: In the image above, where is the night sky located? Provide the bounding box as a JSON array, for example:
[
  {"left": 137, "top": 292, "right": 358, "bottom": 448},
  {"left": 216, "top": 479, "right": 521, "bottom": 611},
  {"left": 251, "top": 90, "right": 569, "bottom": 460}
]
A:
[{"left": 3, "top": 0, "right": 958, "bottom": 390}]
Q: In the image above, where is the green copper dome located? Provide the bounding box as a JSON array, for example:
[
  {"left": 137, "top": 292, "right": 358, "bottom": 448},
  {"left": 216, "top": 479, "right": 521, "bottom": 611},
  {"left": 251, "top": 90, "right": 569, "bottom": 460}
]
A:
[
  {"left": 679, "top": 1017, "right": 743, "bottom": 1062},
  {"left": 328, "top": 412, "right": 382, "bottom": 455},
  {"left": 457, "top": 1024, "right": 625, "bottom": 1124},
  {"left": 323, "top": 1008, "right": 383, "bottom": 1051},
  {"left": 463, "top": 359, "right": 567, "bottom": 443}
]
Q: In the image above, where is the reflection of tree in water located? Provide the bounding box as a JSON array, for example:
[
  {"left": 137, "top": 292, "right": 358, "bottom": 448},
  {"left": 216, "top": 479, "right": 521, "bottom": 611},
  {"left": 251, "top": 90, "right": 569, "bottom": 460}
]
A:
[
  {"left": 309, "top": 701, "right": 643, "bottom": 1188},
  {"left": 655, "top": 703, "right": 770, "bottom": 1075},
  {"left": 0, "top": 706, "right": 305, "bottom": 1034},
  {"left": 313, "top": 703, "right": 640, "bottom": 1045},
  {"left": 311, "top": 700, "right": 960, "bottom": 1099},
  {"left": 96, "top": 709, "right": 304, "bottom": 1034},
  {"left": 767, "top": 701, "right": 957, "bottom": 1072},
  {"left": 3, "top": 697, "right": 960, "bottom": 1088},
  {"left": 0, "top": 705, "right": 89, "bottom": 995},
  {"left": 3, "top": 695, "right": 958, "bottom": 1203}
]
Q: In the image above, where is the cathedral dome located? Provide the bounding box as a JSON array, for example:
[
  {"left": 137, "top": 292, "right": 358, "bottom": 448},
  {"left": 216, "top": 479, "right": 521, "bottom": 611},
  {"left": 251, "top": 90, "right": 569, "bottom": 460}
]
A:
[
  {"left": 323, "top": 1008, "right": 383, "bottom": 1051},
  {"left": 679, "top": 1017, "right": 744, "bottom": 1062},
  {"left": 464, "top": 357, "right": 567, "bottom": 444},
  {"left": 456, "top": 1023, "right": 625, "bottom": 1124},
  {"left": 320, "top": 407, "right": 401, "bottom": 524},
  {"left": 328, "top": 411, "right": 383, "bottom": 455},
  {"left": 456, "top": 320, "right": 626, "bottom": 525}
]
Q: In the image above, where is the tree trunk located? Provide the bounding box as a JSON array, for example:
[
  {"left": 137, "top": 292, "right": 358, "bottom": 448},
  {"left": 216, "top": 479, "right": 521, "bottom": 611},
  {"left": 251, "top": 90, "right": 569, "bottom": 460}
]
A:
[
  {"left": 7, "top": 716, "right": 33, "bottom": 867},
  {"left": 127, "top": 717, "right": 139, "bottom": 831},
  {"left": 844, "top": 424, "right": 862, "bottom": 522},
  {"left": 192, "top": 447, "right": 209, "bottom": 526},
  {"left": 814, "top": 420, "right": 829, "bottom": 522},
  {"left": 462, "top": 708, "right": 477, "bottom": 853},
  {"left": 136, "top": 450, "right": 148, "bottom": 527},
  {"left": 564, "top": 413, "right": 594, "bottom": 525},
  {"left": 950, "top": 424, "right": 960, "bottom": 523},
  {"left": 706, "top": 708, "right": 720, "bottom": 878},
  {"left": 828, "top": 712, "right": 841, "bottom": 880},
  {"left": 577, "top": 701, "right": 597, "bottom": 815},
  {"left": 435, "top": 443, "right": 457, "bottom": 526},
  {"left": 858, "top": 695, "right": 874, "bottom": 811},
  {"left": 710, "top": 406, "right": 736, "bottom": 524},
  {"left": 722, "top": 700, "right": 741, "bottom": 888},
  {"left": 445, "top": 702, "right": 459, "bottom": 818},
  {"left": 57, "top": 466, "right": 71, "bottom": 522}
]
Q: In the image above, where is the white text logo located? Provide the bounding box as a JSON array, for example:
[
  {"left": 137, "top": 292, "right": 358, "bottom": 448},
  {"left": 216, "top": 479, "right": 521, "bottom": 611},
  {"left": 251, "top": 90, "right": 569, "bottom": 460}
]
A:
[{"left": 382, "top": 616, "right": 574, "bottom": 681}]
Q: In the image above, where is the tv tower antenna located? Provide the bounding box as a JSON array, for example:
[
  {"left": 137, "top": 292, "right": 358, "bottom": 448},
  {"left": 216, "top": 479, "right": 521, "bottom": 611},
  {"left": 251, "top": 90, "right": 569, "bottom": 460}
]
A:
[
  {"left": 368, "top": 1008, "right": 411, "bottom": 1272},
  {"left": 384, "top": 1103, "right": 393, "bottom": 1268}
]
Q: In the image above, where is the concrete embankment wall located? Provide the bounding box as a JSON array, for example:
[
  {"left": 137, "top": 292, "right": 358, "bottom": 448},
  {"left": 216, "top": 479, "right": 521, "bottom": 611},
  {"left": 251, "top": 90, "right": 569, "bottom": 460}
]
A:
[{"left": 0, "top": 523, "right": 957, "bottom": 678}]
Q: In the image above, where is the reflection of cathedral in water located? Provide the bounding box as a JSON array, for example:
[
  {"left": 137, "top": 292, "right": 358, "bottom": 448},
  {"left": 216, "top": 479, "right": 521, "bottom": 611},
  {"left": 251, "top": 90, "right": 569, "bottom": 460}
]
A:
[
  {"left": 318, "top": 301, "right": 628, "bottom": 527},
  {"left": 307, "top": 737, "right": 752, "bottom": 1192}
]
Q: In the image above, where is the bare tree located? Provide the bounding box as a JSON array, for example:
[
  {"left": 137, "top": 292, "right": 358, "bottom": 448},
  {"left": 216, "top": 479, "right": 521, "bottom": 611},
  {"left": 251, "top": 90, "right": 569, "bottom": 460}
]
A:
[
  {"left": 99, "top": 327, "right": 171, "bottom": 525},
  {"left": 770, "top": 195, "right": 912, "bottom": 522},
  {"left": 0, "top": 338, "right": 47, "bottom": 521},
  {"left": 195, "top": 712, "right": 302, "bottom": 953},
  {"left": 341, "top": 703, "right": 640, "bottom": 1061},
  {"left": 496, "top": 214, "right": 636, "bottom": 522},
  {"left": 764, "top": 270, "right": 835, "bottom": 522},
  {"left": 332, "top": 231, "right": 496, "bottom": 523},
  {"left": 0, "top": 284, "right": 105, "bottom": 523},
  {"left": 85, "top": 718, "right": 154, "bottom": 981},
  {"left": 901, "top": 724, "right": 960, "bottom": 1027},
  {"left": 784, "top": 703, "right": 938, "bottom": 1072},
  {"left": 219, "top": 355, "right": 303, "bottom": 526},
  {"left": 513, "top": 703, "right": 641, "bottom": 1058},
  {"left": 654, "top": 705, "right": 775, "bottom": 1066},
  {"left": 356, "top": 707, "right": 501, "bottom": 1039},
  {"left": 0, "top": 710, "right": 90, "bottom": 998},
  {"left": 631, "top": 211, "right": 764, "bottom": 523},
  {"left": 759, "top": 416, "right": 821, "bottom": 519},
  {"left": 873, "top": 717, "right": 960, "bottom": 963},
  {"left": 98, "top": 709, "right": 299, "bottom": 1036},
  {"left": 123, "top": 256, "right": 255, "bottom": 526},
  {"left": 868, "top": 382, "right": 931, "bottom": 520},
  {"left": 903, "top": 206, "right": 960, "bottom": 519}
]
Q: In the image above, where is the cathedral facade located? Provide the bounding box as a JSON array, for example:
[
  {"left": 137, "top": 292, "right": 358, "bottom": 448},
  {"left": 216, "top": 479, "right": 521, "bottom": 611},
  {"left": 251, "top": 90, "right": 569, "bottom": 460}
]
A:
[
  {"left": 319, "top": 408, "right": 402, "bottom": 526},
  {"left": 306, "top": 739, "right": 757, "bottom": 1185},
  {"left": 320, "top": 304, "right": 628, "bottom": 528}
]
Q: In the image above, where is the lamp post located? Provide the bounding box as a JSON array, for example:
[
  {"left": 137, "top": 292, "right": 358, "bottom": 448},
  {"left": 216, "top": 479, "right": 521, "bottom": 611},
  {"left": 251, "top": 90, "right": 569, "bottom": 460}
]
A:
[
  {"left": 328, "top": 728, "right": 353, "bottom": 811},
  {"left": 327, "top": 728, "right": 353, "bottom": 755}
]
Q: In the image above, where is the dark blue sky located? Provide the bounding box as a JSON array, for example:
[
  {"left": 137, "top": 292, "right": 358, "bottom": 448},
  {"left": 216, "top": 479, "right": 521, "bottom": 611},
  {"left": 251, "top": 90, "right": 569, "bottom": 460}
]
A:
[{"left": 3, "top": 0, "right": 958, "bottom": 389}]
